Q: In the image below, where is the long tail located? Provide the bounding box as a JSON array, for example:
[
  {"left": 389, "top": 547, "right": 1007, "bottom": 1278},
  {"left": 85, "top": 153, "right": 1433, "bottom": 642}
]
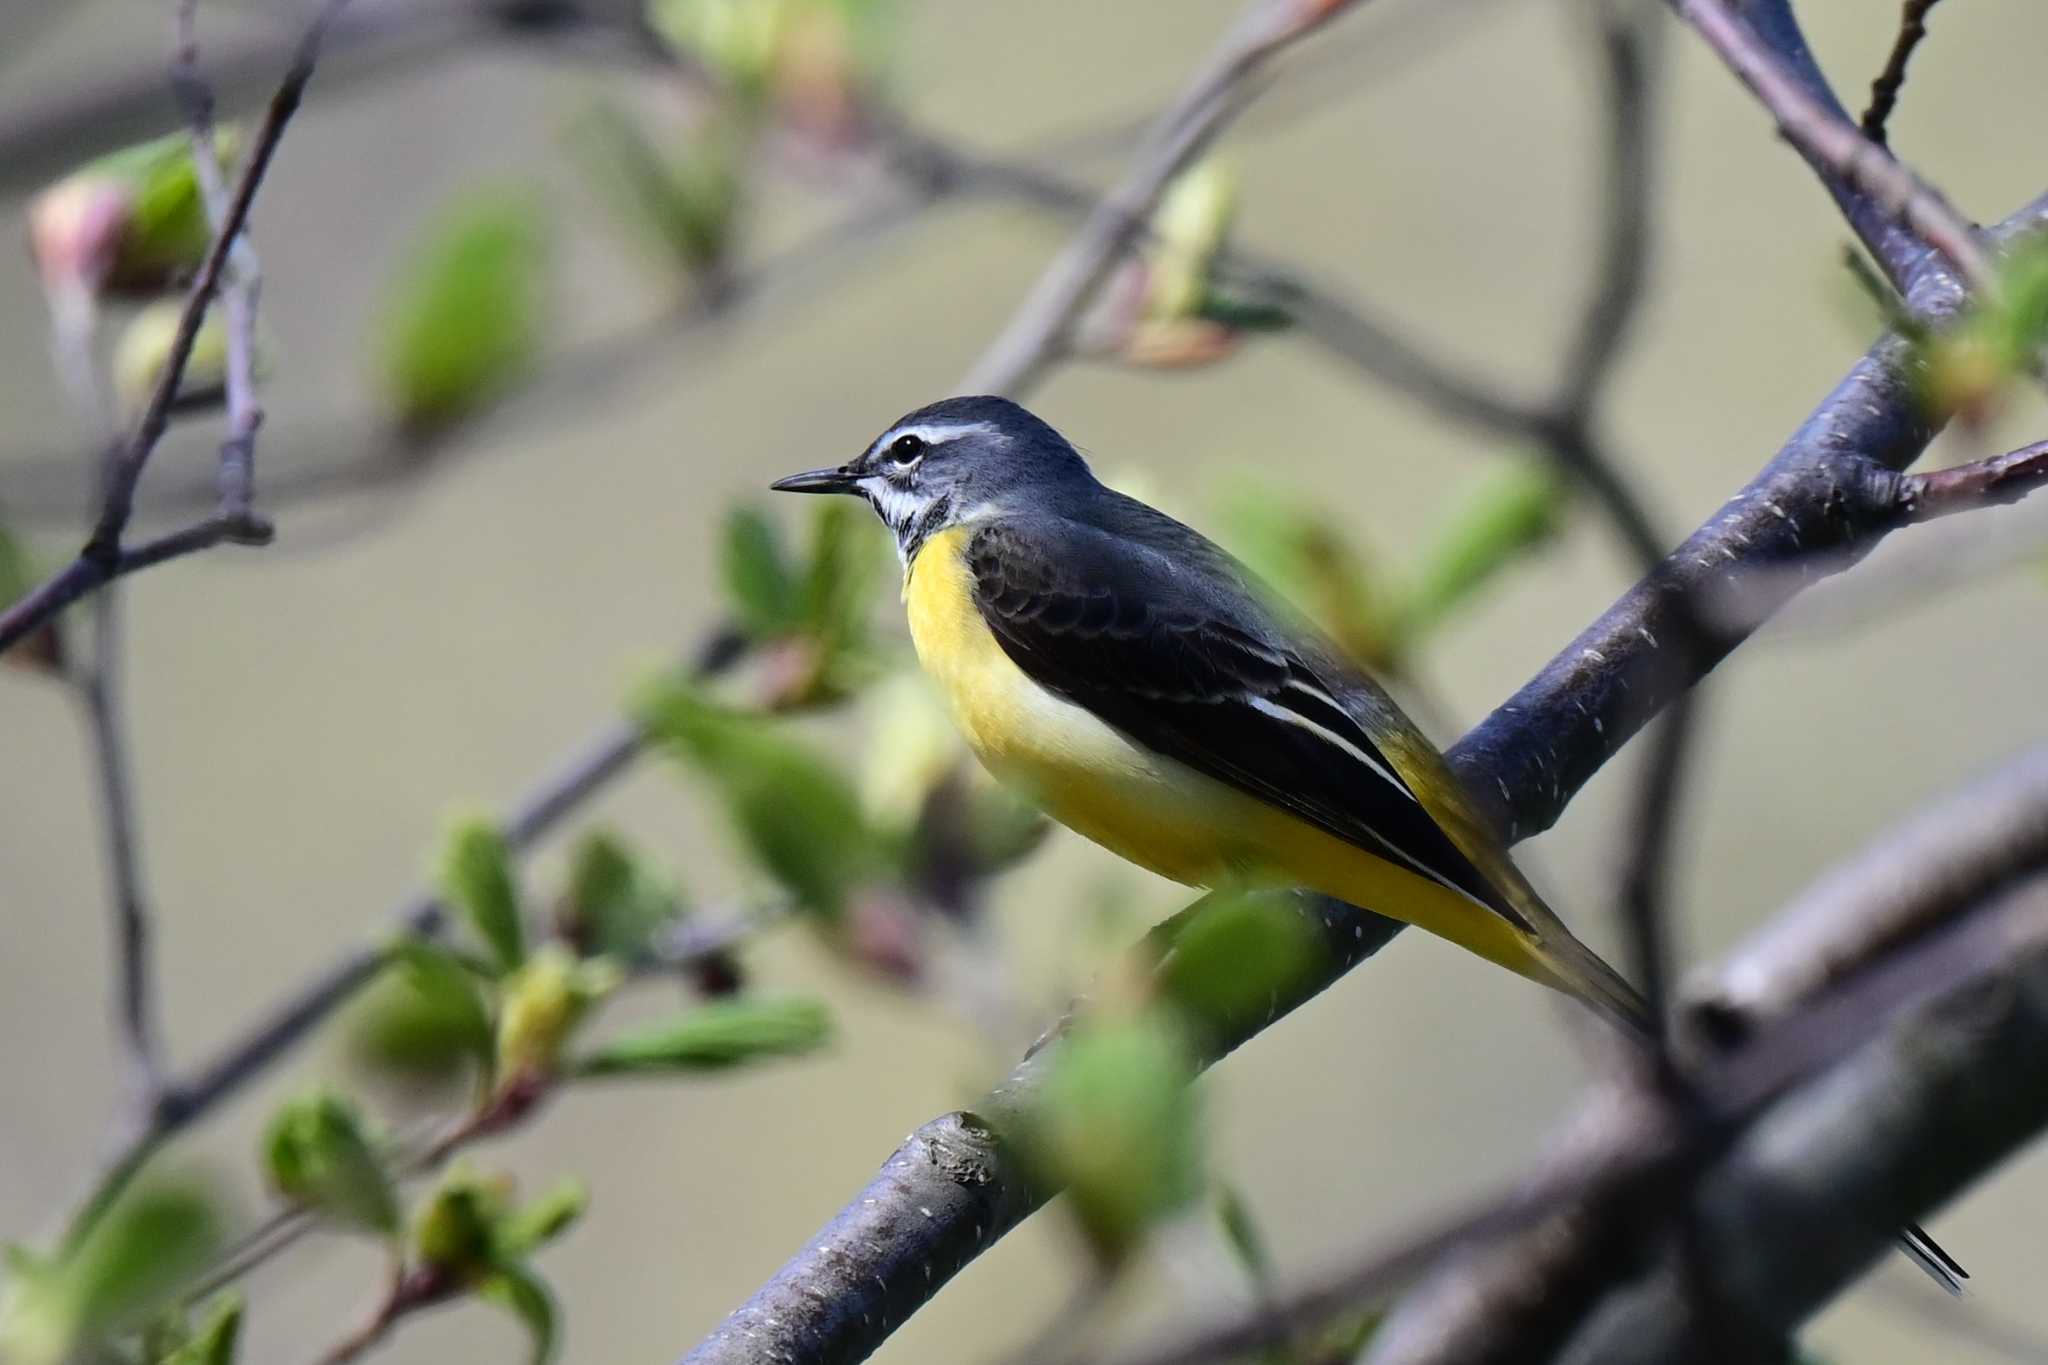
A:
[{"left": 1514, "top": 898, "right": 1969, "bottom": 1294}]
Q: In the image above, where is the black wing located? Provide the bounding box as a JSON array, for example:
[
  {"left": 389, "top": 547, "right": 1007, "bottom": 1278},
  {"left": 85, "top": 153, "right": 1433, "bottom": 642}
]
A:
[{"left": 964, "top": 517, "right": 1528, "bottom": 931}]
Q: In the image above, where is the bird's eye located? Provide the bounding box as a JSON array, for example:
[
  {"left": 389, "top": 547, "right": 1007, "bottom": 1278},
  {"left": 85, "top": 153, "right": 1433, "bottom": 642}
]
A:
[{"left": 887, "top": 434, "right": 926, "bottom": 465}]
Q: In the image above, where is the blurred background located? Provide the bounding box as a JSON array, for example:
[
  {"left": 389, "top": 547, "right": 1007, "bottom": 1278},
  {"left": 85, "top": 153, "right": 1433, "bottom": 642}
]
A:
[{"left": 2, "top": 0, "right": 2047, "bottom": 1361}]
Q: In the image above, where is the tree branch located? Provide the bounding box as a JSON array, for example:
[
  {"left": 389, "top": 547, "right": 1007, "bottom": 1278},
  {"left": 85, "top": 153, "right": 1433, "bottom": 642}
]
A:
[
  {"left": 1860, "top": 0, "right": 1947, "bottom": 148},
  {"left": 960, "top": 0, "right": 1370, "bottom": 395},
  {"left": 1561, "top": 875, "right": 2048, "bottom": 1363},
  {"left": 0, "top": 0, "right": 356, "bottom": 659},
  {"left": 1669, "top": 0, "right": 1992, "bottom": 298},
  {"left": 1358, "top": 745, "right": 2048, "bottom": 1365}
]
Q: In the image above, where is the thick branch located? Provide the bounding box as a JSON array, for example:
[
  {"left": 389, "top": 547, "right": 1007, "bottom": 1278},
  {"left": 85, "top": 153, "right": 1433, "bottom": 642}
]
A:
[
  {"left": 1362, "top": 745, "right": 2048, "bottom": 1365},
  {"left": 1670, "top": 0, "right": 1992, "bottom": 297},
  {"left": 1561, "top": 877, "right": 2048, "bottom": 1363}
]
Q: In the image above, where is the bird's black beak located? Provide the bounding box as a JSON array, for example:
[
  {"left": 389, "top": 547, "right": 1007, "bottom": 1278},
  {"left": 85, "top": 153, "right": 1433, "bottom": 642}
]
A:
[{"left": 770, "top": 465, "right": 859, "bottom": 495}]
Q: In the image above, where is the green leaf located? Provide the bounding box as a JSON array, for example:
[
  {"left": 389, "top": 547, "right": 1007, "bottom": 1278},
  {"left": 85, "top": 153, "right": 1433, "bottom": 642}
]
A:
[
  {"left": 1157, "top": 894, "right": 1323, "bottom": 1037},
  {"left": 720, "top": 505, "right": 800, "bottom": 638},
  {"left": 2, "top": 1180, "right": 224, "bottom": 1360},
  {"left": 561, "top": 831, "right": 686, "bottom": 960},
  {"left": 1216, "top": 482, "right": 1392, "bottom": 671},
  {"left": 648, "top": 0, "right": 790, "bottom": 98},
  {"left": 1147, "top": 158, "right": 1237, "bottom": 320},
  {"left": 412, "top": 1165, "right": 511, "bottom": 1277},
  {"left": 158, "top": 1293, "right": 243, "bottom": 1365},
  {"left": 495, "top": 945, "right": 619, "bottom": 1080},
  {"left": 480, "top": 1263, "right": 560, "bottom": 1365},
  {"left": 263, "top": 1091, "right": 401, "bottom": 1237},
  {"left": 576, "top": 997, "right": 830, "bottom": 1075},
  {"left": 439, "top": 817, "right": 525, "bottom": 973},
  {"left": 349, "top": 939, "right": 495, "bottom": 1085},
  {"left": 801, "top": 498, "right": 884, "bottom": 646},
  {"left": 1213, "top": 1185, "right": 1272, "bottom": 1288},
  {"left": 1024, "top": 1015, "right": 1202, "bottom": 1265},
  {"left": 637, "top": 680, "right": 879, "bottom": 917},
  {"left": 571, "top": 101, "right": 742, "bottom": 278},
  {"left": 796, "top": 498, "right": 890, "bottom": 702},
  {"left": 375, "top": 187, "right": 548, "bottom": 433},
  {"left": 494, "top": 1179, "right": 588, "bottom": 1260},
  {"left": 1396, "top": 456, "right": 1567, "bottom": 648}
]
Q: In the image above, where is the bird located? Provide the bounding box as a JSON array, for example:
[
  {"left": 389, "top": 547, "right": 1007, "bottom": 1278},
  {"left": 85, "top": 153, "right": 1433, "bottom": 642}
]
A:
[{"left": 772, "top": 395, "right": 1964, "bottom": 1286}]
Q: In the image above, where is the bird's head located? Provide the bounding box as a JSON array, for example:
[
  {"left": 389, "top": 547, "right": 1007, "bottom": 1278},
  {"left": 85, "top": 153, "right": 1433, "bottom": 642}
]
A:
[{"left": 771, "top": 396, "right": 1092, "bottom": 562}]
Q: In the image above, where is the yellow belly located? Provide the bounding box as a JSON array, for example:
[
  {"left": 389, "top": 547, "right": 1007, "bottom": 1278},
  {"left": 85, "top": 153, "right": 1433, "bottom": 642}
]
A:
[{"left": 903, "top": 526, "right": 1542, "bottom": 981}]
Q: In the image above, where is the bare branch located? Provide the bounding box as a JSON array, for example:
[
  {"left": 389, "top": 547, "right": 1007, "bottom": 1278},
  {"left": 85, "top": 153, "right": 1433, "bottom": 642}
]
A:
[
  {"left": 1682, "top": 738, "right": 2048, "bottom": 1047},
  {"left": 961, "top": 0, "right": 1369, "bottom": 395},
  {"left": 1861, "top": 0, "right": 1947, "bottom": 148},
  {"left": 1669, "top": 0, "right": 1993, "bottom": 297},
  {"left": 0, "top": 1, "right": 356, "bottom": 659},
  {"left": 171, "top": 0, "right": 267, "bottom": 529},
  {"left": 1897, "top": 439, "right": 2048, "bottom": 523},
  {"left": 1362, "top": 746, "right": 2048, "bottom": 1365},
  {"left": 71, "top": 599, "right": 167, "bottom": 1104},
  {"left": 1561, "top": 877, "right": 2048, "bottom": 1363}
]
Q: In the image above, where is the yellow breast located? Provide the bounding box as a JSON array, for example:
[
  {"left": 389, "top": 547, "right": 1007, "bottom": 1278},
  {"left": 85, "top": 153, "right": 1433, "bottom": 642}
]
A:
[{"left": 904, "top": 525, "right": 1234, "bottom": 886}]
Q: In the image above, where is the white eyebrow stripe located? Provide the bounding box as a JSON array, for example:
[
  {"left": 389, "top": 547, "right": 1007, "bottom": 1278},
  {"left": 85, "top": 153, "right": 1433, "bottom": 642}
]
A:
[{"left": 874, "top": 420, "right": 1005, "bottom": 451}]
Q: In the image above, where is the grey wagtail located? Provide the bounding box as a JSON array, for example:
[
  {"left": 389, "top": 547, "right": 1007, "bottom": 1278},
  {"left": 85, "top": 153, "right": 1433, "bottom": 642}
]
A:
[{"left": 773, "top": 395, "right": 1963, "bottom": 1285}]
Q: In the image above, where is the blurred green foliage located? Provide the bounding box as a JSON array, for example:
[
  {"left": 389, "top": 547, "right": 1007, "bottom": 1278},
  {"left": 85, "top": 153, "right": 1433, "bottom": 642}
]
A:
[
  {"left": 439, "top": 816, "right": 527, "bottom": 974},
  {"left": 374, "top": 188, "right": 548, "bottom": 433},
  {"left": 573, "top": 102, "right": 743, "bottom": 282},
  {"left": 264, "top": 1090, "right": 402, "bottom": 1239},
  {"left": 349, "top": 938, "right": 496, "bottom": 1088},
  {"left": 1221, "top": 457, "right": 1567, "bottom": 674},
  {"left": 492, "top": 1179, "right": 588, "bottom": 1262},
  {"left": 154, "top": 1292, "right": 243, "bottom": 1365},
  {"left": 495, "top": 946, "right": 621, "bottom": 1081},
  {"left": 480, "top": 1262, "right": 560, "bottom": 1365},
  {"left": 638, "top": 680, "right": 884, "bottom": 918},
  {"left": 717, "top": 499, "right": 889, "bottom": 705},
  {"left": 576, "top": 996, "right": 832, "bottom": 1074},
  {"left": 1157, "top": 894, "right": 1323, "bottom": 1040},
  {"left": 411, "top": 1164, "right": 581, "bottom": 1363},
  {"left": 1397, "top": 456, "right": 1567, "bottom": 648},
  {"left": 1023, "top": 1015, "right": 1202, "bottom": 1265},
  {"left": 559, "top": 830, "right": 688, "bottom": 961},
  {"left": 27, "top": 129, "right": 238, "bottom": 298},
  {"left": 0, "top": 1179, "right": 224, "bottom": 1365},
  {"left": 1920, "top": 235, "right": 2048, "bottom": 426}
]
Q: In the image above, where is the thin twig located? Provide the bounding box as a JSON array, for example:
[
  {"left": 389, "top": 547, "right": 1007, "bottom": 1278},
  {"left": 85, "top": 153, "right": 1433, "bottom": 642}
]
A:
[
  {"left": 961, "top": 0, "right": 1369, "bottom": 394},
  {"left": 1556, "top": 0, "right": 1661, "bottom": 417},
  {"left": 172, "top": 0, "right": 268, "bottom": 528},
  {"left": 1861, "top": 0, "right": 1947, "bottom": 148},
  {"left": 0, "top": 0, "right": 354, "bottom": 659},
  {"left": 1897, "top": 439, "right": 2048, "bottom": 522},
  {"left": 312, "top": 1265, "right": 453, "bottom": 1365},
  {"left": 73, "top": 599, "right": 168, "bottom": 1104},
  {"left": 57, "top": 625, "right": 744, "bottom": 1249},
  {"left": 1669, "top": 0, "right": 1994, "bottom": 298}
]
